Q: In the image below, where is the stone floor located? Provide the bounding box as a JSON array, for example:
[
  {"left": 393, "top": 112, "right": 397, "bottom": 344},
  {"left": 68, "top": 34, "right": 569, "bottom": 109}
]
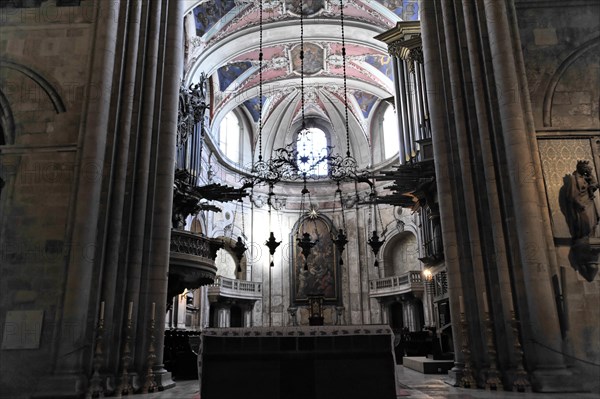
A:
[{"left": 133, "top": 365, "right": 600, "bottom": 399}]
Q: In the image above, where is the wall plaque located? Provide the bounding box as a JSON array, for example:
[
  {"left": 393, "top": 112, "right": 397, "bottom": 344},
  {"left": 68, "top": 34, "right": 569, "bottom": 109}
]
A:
[{"left": 1, "top": 310, "right": 44, "bottom": 350}]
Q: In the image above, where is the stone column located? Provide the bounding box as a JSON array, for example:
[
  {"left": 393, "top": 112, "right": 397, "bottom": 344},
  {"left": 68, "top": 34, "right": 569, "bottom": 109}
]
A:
[
  {"left": 483, "top": 1, "right": 572, "bottom": 389},
  {"left": 419, "top": 0, "right": 466, "bottom": 386},
  {"left": 459, "top": 0, "right": 519, "bottom": 373},
  {"left": 218, "top": 307, "right": 230, "bottom": 328},
  {"left": 138, "top": 0, "right": 184, "bottom": 390},
  {"left": 243, "top": 304, "right": 254, "bottom": 327},
  {"left": 98, "top": 0, "right": 143, "bottom": 379},
  {"left": 34, "top": 1, "right": 121, "bottom": 397}
]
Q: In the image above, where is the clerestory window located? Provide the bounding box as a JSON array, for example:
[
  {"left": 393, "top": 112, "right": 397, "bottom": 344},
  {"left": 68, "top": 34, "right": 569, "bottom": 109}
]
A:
[
  {"left": 219, "top": 111, "right": 240, "bottom": 162},
  {"left": 296, "top": 127, "right": 328, "bottom": 176},
  {"left": 382, "top": 104, "right": 400, "bottom": 160}
]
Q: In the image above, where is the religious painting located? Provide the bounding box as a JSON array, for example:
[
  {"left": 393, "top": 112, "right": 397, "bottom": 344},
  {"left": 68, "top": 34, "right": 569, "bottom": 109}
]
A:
[
  {"left": 285, "top": 0, "right": 325, "bottom": 16},
  {"left": 243, "top": 96, "right": 266, "bottom": 122},
  {"left": 291, "top": 43, "right": 324, "bottom": 75},
  {"left": 353, "top": 90, "right": 379, "bottom": 118},
  {"left": 217, "top": 61, "right": 252, "bottom": 92},
  {"left": 193, "top": 0, "right": 238, "bottom": 37},
  {"left": 364, "top": 54, "right": 394, "bottom": 82},
  {"left": 375, "top": 0, "right": 420, "bottom": 21},
  {"left": 290, "top": 216, "right": 341, "bottom": 305}
]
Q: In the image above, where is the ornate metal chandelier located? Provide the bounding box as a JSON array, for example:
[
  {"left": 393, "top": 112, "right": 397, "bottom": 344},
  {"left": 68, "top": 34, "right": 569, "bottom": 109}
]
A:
[{"left": 245, "top": 0, "right": 382, "bottom": 263}]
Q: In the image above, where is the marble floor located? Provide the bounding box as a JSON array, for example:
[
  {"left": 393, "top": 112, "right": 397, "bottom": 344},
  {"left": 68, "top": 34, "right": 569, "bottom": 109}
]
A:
[{"left": 134, "top": 365, "right": 600, "bottom": 399}]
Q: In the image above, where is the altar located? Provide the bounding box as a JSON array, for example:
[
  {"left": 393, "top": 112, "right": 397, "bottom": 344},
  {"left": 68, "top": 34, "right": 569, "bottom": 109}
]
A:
[{"left": 198, "top": 325, "right": 398, "bottom": 399}]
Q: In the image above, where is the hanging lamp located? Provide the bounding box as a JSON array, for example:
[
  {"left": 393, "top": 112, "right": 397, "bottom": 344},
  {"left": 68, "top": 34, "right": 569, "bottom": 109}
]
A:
[{"left": 367, "top": 185, "right": 385, "bottom": 267}]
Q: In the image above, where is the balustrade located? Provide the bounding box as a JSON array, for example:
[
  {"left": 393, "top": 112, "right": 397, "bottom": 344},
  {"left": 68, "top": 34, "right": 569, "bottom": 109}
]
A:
[
  {"left": 369, "top": 271, "right": 424, "bottom": 297},
  {"left": 209, "top": 275, "right": 262, "bottom": 300}
]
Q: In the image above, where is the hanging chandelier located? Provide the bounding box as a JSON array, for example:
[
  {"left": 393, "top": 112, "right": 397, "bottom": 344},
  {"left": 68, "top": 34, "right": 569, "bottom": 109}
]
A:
[{"left": 244, "top": 0, "right": 383, "bottom": 263}]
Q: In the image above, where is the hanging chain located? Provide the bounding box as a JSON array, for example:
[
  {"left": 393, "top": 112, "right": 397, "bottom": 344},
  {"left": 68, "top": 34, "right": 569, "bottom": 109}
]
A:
[
  {"left": 377, "top": 194, "right": 385, "bottom": 236},
  {"left": 258, "top": 0, "right": 264, "bottom": 161},
  {"left": 340, "top": 0, "right": 350, "bottom": 157},
  {"left": 300, "top": 176, "right": 307, "bottom": 234},
  {"left": 231, "top": 200, "right": 239, "bottom": 240},
  {"left": 241, "top": 198, "right": 246, "bottom": 240},
  {"left": 368, "top": 190, "right": 374, "bottom": 233},
  {"left": 337, "top": 182, "right": 347, "bottom": 230},
  {"left": 300, "top": 0, "right": 304, "bottom": 123}
]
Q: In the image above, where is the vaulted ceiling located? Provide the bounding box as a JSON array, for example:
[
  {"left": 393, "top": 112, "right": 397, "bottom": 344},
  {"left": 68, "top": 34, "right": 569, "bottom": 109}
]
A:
[{"left": 184, "top": 0, "right": 419, "bottom": 167}]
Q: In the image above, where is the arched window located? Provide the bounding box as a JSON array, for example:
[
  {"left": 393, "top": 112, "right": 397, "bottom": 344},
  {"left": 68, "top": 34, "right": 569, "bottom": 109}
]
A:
[
  {"left": 296, "top": 127, "right": 328, "bottom": 176},
  {"left": 382, "top": 104, "right": 400, "bottom": 159},
  {"left": 219, "top": 111, "right": 240, "bottom": 162}
]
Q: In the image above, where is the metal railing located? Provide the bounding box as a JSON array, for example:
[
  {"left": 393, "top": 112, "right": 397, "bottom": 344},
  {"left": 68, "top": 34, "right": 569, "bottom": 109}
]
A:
[{"left": 170, "top": 230, "right": 221, "bottom": 260}]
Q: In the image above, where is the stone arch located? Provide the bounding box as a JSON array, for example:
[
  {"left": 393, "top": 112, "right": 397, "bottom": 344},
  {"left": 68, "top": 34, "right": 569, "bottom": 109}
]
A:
[
  {"left": 542, "top": 36, "right": 600, "bottom": 127},
  {"left": 214, "top": 235, "right": 249, "bottom": 279},
  {"left": 0, "top": 89, "right": 15, "bottom": 145},
  {"left": 0, "top": 59, "right": 67, "bottom": 145},
  {"left": 0, "top": 59, "right": 66, "bottom": 114},
  {"left": 381, "top": 230, "right": 420, "bottom": 278}
]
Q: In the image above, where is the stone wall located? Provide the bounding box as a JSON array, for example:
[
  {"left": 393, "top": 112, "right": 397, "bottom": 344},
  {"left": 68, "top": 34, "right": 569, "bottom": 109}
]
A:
[
  {"left": 202, "top": 189, "right": 422, "bottom": 329},
  {"left": 1, "top": 0, "right": 185, "bottom": 397},
  {"left": 0, "top": 2, "right": 93, "bottom": 397},
  {"left": 517, "top": 0, "right": 600, "bottom": 392}
]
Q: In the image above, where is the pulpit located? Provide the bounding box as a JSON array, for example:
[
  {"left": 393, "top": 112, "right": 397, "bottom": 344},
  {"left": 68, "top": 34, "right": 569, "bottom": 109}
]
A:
[{"left": 198, "top": 325, "right": 398, "bottom": 399}]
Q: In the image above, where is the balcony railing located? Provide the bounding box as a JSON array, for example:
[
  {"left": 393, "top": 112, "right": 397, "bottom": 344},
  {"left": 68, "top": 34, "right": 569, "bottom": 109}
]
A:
[
  {"left": 208, "top": 275, "right": 262, "bottom": 301},
  {"left": 369, "top": 271, "right": 424, "bottom": 298}
]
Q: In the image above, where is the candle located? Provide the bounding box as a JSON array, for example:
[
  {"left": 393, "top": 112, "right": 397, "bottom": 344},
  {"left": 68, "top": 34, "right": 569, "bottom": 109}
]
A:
[
  {"left": 151, "top": 302, "right": 156, "bottom": 321},
  {"left": 459, "top": 295, "right": 465, "bottom": 314},
  {"left": 128, "top": 301, "right": 133, "bottom": 320},
  {"left": 483, "top": 291, "right": 489, "bottom": 313},
  {"left": 99, "top": 301, "right": 105, "bottom": 320}
]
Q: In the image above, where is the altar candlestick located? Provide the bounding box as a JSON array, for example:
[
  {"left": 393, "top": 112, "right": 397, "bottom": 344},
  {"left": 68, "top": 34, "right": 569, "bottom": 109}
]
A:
[{"left": 483, "top": 291, "right": 489, "bottom": 313}]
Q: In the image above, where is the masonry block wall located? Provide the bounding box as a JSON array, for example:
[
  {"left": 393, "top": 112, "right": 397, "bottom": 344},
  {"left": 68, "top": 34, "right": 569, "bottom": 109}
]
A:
[
  {"left": 517, "top": 0, "right": 600, "bottom": 391},
  {"left": 0, "top": 2, "right": 94, "bottom": 397},
  {"left": 0, "top": 1, "right": 184, "bottom": 397}
]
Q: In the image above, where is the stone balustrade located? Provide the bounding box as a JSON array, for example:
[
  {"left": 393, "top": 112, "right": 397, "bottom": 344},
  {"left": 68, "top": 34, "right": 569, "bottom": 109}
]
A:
[
  {"left": 208, "top": 275, "right": 262, "bottom": 301},
  {"left": 369, "top": 271, "right": 424, "bottom": 298}
]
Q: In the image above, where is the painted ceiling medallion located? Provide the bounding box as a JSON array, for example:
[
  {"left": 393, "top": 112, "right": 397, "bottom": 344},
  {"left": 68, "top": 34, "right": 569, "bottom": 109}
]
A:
[
  {"left": 285, "top": 0, "right": 326, "bottom": 16},
  {"left": 291, "top": 43, "right": 324, "bottom": 75}
]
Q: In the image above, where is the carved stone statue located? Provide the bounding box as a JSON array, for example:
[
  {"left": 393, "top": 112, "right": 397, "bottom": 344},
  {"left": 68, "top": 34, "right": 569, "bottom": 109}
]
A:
[
  {"left": 564, "top": 160, "right": 600, "bottom": 239},
  {"left": 561, "top": 160, "right": 600, "bottom": 282}
]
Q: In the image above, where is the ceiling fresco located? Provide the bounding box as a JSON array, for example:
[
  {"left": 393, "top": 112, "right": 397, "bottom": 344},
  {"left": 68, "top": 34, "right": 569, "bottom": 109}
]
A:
[
  {"left": 187, "top": 0, "right": 419, "bottom": 157},
  {"left": 217, "top": 61, "right": 253, "bottom": 91}
]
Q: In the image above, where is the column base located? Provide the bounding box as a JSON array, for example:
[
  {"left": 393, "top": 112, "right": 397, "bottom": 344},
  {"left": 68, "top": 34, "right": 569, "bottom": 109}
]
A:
[
  {"left": 154, "top": 366, "right": 176, "bottom": 391},
  {"left": 32, "top": 373, "right": 87, "bottom": 399},
  {"left": 531, "top": 368, "right": 588, "bottom": 393},
  {"left": 444, "top": 365, "right": 462, "bottom": 387}
]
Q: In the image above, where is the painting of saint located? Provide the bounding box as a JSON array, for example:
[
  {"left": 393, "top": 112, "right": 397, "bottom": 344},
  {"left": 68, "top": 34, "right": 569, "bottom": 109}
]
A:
[{"left": 291, "top": 216, "right": 340, "bottom": 305}]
